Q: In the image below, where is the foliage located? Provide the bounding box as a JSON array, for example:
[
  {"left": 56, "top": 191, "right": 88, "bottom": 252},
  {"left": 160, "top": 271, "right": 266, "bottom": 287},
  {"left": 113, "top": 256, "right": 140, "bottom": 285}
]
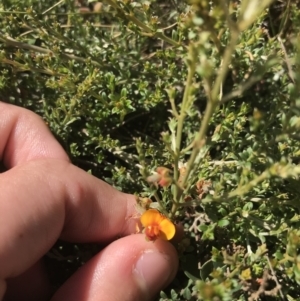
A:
[{"left": 1, "top": 0, "right": 300, "bottom": 300}]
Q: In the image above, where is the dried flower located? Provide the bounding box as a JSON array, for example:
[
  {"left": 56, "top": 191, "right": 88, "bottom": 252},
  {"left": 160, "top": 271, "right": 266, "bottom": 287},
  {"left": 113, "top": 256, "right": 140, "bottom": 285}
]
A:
[
  {"left": 196, "top": 179, "right": 212, "bottom": 198},
  {"left": 135, "top": 197, "right": 152, "bottom": 214},
  {"left": 140, "top": 209, "right": 175, "bottom": 241}
]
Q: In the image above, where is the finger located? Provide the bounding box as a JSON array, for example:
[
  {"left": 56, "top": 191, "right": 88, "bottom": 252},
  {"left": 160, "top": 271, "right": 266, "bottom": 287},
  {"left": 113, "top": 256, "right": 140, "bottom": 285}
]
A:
[
  {"left": 0, "top": 102, "right": 69, "bottom": 168},
  {"left": 0, "top": 159, "right": 137, "bottom": 280},
  {"left": 51, "top": 235, "right": 178, "bottom": 301},
  {"left": 5, "top": 260, "right": 51, "bottom": 301}
]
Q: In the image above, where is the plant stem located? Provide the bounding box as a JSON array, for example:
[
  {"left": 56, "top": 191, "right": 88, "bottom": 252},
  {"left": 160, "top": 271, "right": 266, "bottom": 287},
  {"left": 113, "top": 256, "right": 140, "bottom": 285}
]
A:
[
  {"left": 153, "top": 191, "right": 166, "bottom": 215},
  {"left": 42, "top": 0, "right": 65, "bottom": 15},
  {"left": 172, "top": 45, "right": 197, "bottom": 204},
  {"left": 0, "top": 35, "right": 107, "bottom": 68},
  {"left": 211, "top": 30, "right": 239, "bottom": 103},
  {"left": 183, "top": 30, "right": 240, "bottom": 190},
  {"left": 169, "top": 26, "right": 240, "bottom": 217},
  {"left": 0, "top": 57, "right": 58, "bottom": 75},
  {"left": 205, "top": 163, "right": 300, "bottom": 204}
]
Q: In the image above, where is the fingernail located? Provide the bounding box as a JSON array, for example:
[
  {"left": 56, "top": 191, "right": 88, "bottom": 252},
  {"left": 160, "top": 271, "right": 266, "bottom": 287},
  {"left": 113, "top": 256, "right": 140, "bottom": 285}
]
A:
[{"left": 133, "top": 250, "right": 173, "bottom": 295}]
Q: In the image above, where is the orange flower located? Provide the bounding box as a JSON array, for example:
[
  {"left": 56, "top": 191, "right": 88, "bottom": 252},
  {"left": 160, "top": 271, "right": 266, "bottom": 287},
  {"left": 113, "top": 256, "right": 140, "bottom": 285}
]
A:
[
  {"left": 140, "top": 209, "right": 175, "bottom": 241},
  {"left": 147, "top": 167, "right": 172, "bottom": 187}
]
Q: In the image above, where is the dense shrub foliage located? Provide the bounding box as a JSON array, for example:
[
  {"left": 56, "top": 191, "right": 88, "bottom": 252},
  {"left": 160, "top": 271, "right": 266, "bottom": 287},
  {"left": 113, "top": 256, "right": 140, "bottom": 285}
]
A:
[{"left": 1, "top": 0, "right": 300, "bottom": 300}]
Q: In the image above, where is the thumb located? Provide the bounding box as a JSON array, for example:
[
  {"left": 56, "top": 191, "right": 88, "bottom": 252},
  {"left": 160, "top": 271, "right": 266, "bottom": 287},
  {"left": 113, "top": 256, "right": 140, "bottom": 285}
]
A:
[{"left": 51, "top": 235, "right": 178, "bottom": 301}]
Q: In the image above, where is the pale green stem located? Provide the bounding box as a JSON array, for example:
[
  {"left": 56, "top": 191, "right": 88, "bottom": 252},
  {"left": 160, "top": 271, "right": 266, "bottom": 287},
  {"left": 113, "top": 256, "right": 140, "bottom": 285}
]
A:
[
  {"left": 175, "top": 49, "right": 197, "bottom": 155},
  {"left": 182, "top": 31, "right": 240, "bottom": 189},
  {"left": 205, "top": 168, "right": 271, "bottom": 204},
  {"left": 169, "top": 97, "right": 179, "bottom": 118},
  {"left": 179, "top": 100, "right": 216, "bottom": 188},
  {"left": 172, "top": 45, "right": 197, "bottom": 205},
  {"left": 211, "top": 30, "right": 239, "bottom": 103},
  {"left": 170, "top": 29, "right": 240, "bottom": 217},
  {"left": 152, "top": 191, "right": 166, "bottom": 214}
]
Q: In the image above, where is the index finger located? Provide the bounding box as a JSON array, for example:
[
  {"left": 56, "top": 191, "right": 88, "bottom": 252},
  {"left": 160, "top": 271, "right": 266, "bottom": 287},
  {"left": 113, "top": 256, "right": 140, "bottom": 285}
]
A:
[
  {"left": 0, "top": 159, "right": 137, "bottom": 280},
  {"left": 0, "top": 102, "right": 69, "bottom": 168},
  {"left": 0, "top": 103, "right": 138, "bottom": 280}
]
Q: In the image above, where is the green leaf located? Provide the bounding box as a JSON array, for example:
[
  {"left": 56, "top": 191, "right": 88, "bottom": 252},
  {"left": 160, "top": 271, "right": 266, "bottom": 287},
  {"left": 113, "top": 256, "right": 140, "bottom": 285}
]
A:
[
  {"left": 200, "top": 259, "right": 214, "bottom": 280},
  {"left": 217, "top": 219, "right": 230, "bottom": 227}
]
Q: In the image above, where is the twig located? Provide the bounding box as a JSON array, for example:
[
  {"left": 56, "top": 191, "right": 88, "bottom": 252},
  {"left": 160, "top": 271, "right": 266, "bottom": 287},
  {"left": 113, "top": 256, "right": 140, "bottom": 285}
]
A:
[
  {"left": 278, "top": 36, "right": 295, "bottom": 83},
  {"left": 219, "top": 73, "right": 263, "bottom": 104},
  {"left": 0, "top": 57, "right": 60, "bottom": 75},
  {"left": 0, "top": 35, "right": 106, "bottom": 68},
  {"left": 207, "top": 163, "right": 300, "bottom": 203},
  {"left": 265, "top": 256, "right": 284, "bottom": 300},
  {"left": 42, "top": 0, "right": 65, "bottom": 15},
  {"left": 209, "top": 168, "right": 271, "bottom": 203}
]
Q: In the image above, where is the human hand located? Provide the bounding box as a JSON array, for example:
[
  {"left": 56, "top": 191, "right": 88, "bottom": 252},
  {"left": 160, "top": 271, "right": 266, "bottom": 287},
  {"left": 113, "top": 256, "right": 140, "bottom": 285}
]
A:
[{"left": 0, "top": 102, "right": 178, "bottom": 301}]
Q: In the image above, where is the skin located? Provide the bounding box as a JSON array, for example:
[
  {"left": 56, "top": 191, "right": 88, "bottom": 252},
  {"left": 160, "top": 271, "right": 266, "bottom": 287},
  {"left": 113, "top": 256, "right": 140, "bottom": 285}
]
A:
[{"left": 0, "top": 102, "right": 178, "bottom": 301}]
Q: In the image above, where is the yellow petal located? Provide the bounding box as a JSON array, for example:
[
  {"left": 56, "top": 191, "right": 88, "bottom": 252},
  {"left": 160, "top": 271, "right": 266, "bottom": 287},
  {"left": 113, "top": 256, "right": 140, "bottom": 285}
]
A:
[
  {"left": 159, "top": 218, "right": 176, "bottom": 240},
  {"left": 140, "top": 209, "right": 164, "bottom": 227}
]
